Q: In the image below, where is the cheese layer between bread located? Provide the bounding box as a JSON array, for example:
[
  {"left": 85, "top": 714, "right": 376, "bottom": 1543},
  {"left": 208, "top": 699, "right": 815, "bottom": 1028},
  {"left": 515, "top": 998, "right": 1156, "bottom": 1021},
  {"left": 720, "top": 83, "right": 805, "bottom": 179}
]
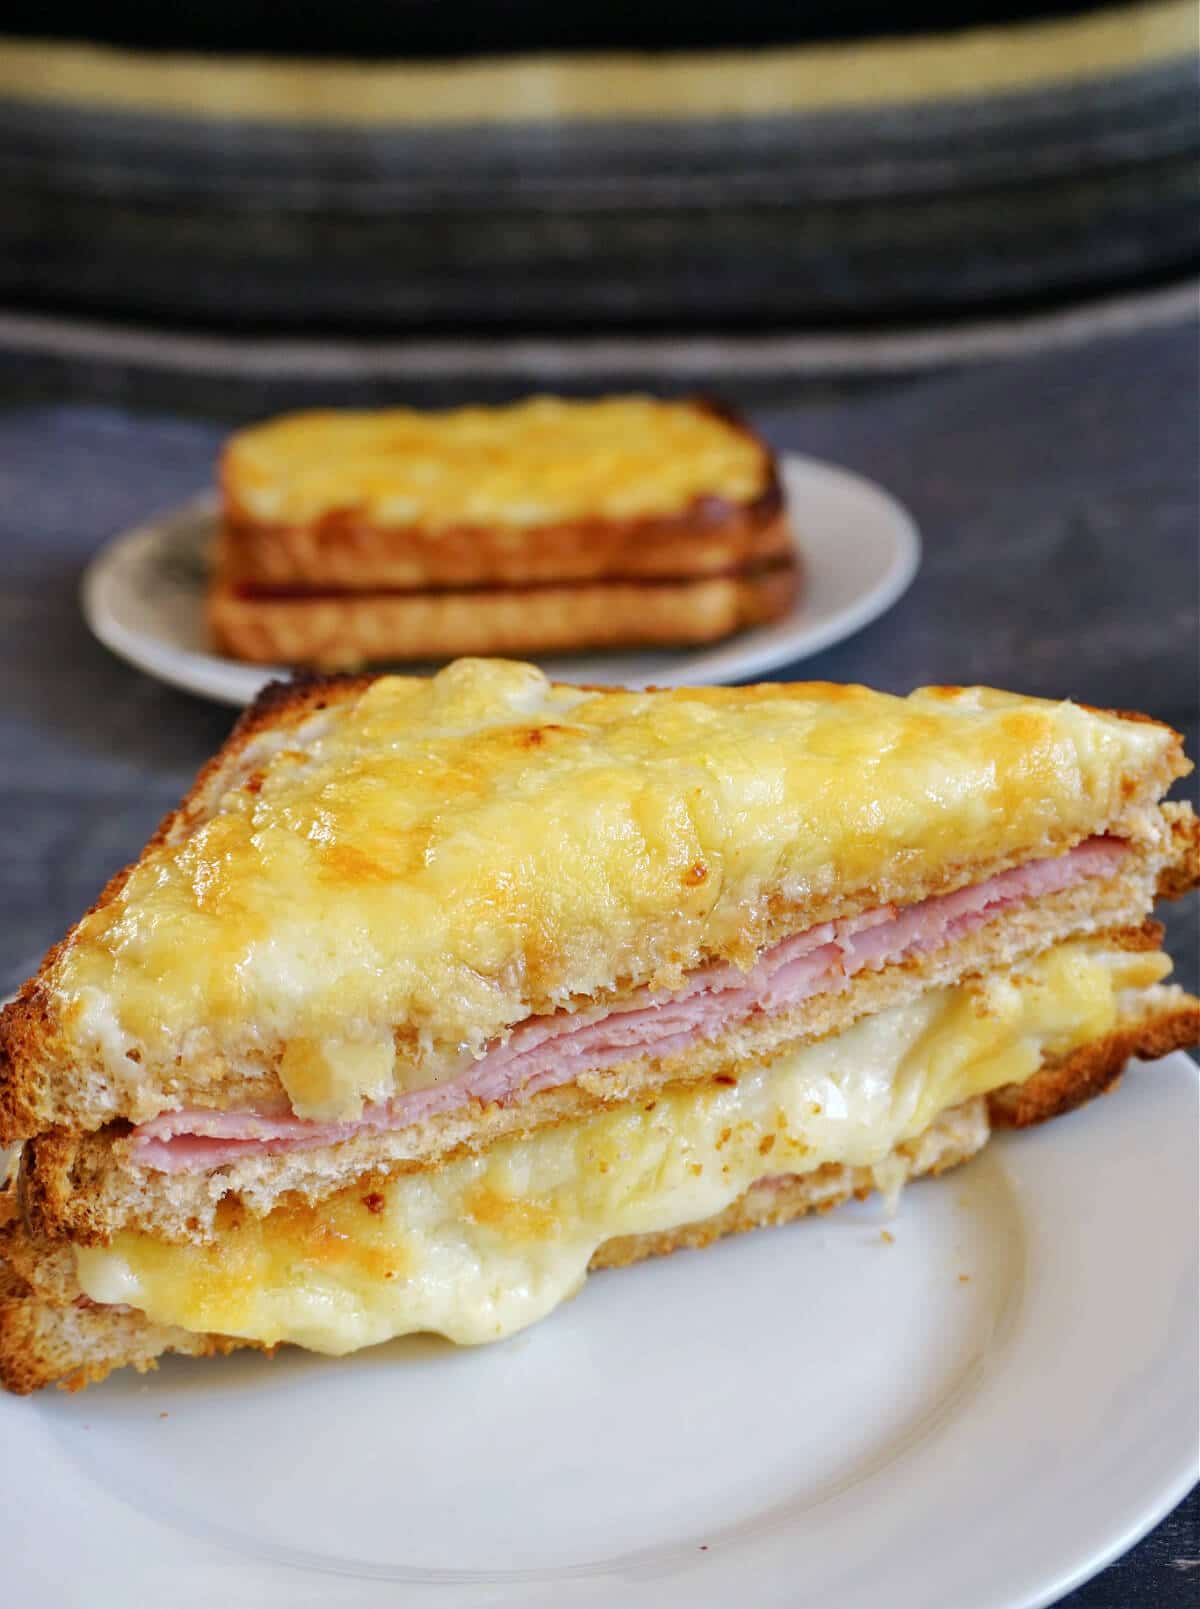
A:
[
  {"left": 76, "top": 941, "right": 1168, "bottom": 1356},
  {"left": 222, "top": 397, "right": 771, "bottom": 528},
  {"left": 53, "top": 662, "right": 1177, "bottom": 1121}
]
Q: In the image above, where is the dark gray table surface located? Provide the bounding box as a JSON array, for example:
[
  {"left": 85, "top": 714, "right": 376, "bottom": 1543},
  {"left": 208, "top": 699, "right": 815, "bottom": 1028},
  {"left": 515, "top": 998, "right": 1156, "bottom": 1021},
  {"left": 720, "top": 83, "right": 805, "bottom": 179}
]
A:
[{"left": 1, "top": 317, "right": 1196, "bottom": 1605}]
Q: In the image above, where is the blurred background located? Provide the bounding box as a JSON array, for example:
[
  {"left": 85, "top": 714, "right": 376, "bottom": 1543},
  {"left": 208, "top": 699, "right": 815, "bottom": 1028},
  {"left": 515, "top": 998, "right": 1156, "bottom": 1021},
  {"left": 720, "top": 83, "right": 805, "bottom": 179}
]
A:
[
  {"left": 1, "top": 0, "right": 1197, "bottom": 412},
  {"left": 1, "top": 6, "right": 1196, "bottom": 968},
  {"left": 0, "top": 7, "right": 1197, "bottom": 1599}
]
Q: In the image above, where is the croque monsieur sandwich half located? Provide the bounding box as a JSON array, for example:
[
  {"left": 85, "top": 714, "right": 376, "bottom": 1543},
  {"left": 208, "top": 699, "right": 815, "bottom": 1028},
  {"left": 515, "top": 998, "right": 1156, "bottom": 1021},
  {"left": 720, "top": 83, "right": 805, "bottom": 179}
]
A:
[
  {"left": 1, "top": 659, "right": 1197, "bottom": 1393},
  {"left": 207, "top": 396, "right": 797, "bottom": 666}
]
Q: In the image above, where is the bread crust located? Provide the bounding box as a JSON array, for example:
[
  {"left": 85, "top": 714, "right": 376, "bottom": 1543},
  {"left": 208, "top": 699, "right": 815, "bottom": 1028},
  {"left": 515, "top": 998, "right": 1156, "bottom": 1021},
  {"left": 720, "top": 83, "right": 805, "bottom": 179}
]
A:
[
  {"left": 217, "top": 500, "right": 793, "bottom": 592},
  {"left": 0, "top": 1288, "right": 262, "bottom": 1396},
  {"left": 0, "top": 675, "right": 367, "bottom": 1143},
  {"left": 1154, "top": 802, "right": 1200, "bottom": 900},
  {"left": 206, "top": 559, "right": 798, "bottom": 667},
  {"left": 987, "top": 995, "right": 1200, "bottom": 1126}
]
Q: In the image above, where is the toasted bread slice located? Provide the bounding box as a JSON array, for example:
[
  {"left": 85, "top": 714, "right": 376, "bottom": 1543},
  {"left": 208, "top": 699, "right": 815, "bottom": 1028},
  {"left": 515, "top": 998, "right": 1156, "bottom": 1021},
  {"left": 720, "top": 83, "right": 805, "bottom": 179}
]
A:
[
  {"left": 217, "top": 396, "right": 789, "bottom": 591},
  {"left": 0, "top": 665, "right": 1194, "bottom": 1146},
  {"left": 213, "top": 398, "right": 798, "bottom": 664},
  {"left": 0, "top": 1096, "right": 991, "bottom": 1395},
  {"left": 206, "top": 560, "right": 797, "bottom": 668}
]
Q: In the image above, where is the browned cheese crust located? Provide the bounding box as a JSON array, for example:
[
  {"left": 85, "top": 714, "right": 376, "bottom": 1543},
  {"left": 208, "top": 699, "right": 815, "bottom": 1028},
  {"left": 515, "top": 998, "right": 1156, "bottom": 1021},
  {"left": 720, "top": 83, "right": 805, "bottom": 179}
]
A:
[{"left": 217, "top": 398, "right": 790, "bottom": 591}]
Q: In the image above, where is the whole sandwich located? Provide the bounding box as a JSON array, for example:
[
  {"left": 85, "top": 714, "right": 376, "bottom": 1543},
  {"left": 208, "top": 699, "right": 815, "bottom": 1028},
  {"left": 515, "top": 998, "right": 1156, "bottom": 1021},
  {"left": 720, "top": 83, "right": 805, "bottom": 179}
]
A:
[
  {"left": 208, "top": 396, "right": 798, "bottom": 666},
  {"left": 1, "top": 659, "right": 1196, "bottom": 1393}
]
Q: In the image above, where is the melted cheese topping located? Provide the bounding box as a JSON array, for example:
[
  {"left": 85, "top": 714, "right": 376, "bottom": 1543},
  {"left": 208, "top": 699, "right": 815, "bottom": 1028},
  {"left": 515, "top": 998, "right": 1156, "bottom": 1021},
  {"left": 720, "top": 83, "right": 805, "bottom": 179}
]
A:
[
  {"left": 75, "top": 944, "right": 1169, "bottom": 1354},
  {"left": 223, "top": 397, "right": 770, "bottom": 529},
  {"left": 54, "top": 661, "right": 1173, "bottom": 1119}
]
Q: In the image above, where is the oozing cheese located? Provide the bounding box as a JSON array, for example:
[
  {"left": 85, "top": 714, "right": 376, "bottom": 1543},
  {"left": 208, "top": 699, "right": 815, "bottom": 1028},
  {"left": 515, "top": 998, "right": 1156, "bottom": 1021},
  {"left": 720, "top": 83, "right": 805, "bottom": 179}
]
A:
[
  {"left": 53, "top": 661, "right": 1174, "bottom": 1121},
  {"left": 222, "top": 397, "right": 771, "bottom": 528},
  {"left": 75, "top": 943, "right": 1168, "bottom": 1355}
]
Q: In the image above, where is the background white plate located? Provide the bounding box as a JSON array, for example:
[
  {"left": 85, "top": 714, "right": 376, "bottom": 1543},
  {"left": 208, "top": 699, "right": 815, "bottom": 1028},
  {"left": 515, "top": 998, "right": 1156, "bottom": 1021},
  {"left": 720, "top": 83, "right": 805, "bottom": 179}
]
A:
[
  {"left": 80, "top": 454, "right": 920, "bottom": 705},
  {"left": 2, "top": 1052, "right": 1195, "bottom": 1608}
]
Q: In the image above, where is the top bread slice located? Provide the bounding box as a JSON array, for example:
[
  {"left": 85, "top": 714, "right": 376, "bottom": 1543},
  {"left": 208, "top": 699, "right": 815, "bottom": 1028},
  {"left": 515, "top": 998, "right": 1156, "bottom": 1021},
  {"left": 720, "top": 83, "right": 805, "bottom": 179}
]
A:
[
  {"left": 218, "top": 396, "right": 792, "bottom": 591},
  {"left": 0, "top": 661, "right": 1192, "bottom": 1142}
]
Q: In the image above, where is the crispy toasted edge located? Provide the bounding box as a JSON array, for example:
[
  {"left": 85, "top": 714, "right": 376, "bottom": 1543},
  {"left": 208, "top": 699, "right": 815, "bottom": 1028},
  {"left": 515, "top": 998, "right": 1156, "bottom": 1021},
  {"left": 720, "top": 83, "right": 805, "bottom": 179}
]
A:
[
  {"left": 0, "top": 1180, "right": 267, "bottom": 1395},
  {"left": 1155, "top": 801, "right": 1200, "bottom": 899},
  {"left": 214, "top": 508, "right": 796, "bottom": 592},
  {"left": 987, "top": 994, "right": 1200, "bottom": 1127},
  {"left": 0, "top": 1293, "right": 263, "bottom": 1397},
  {"left": 0, "top": 676, "right": 1191, "bottom": 1144},
  {"left": 218, "top": 396, "right": 787, "bottom": 578},
  {"left": 0, "top": 675, "right": 369, "bottom": 1143},
  {"left": 20, "top": 1132, "right": 116, "bottom": 1246},
  {"left": 205, "top": 559, "right": 800, "bottom": 666}
]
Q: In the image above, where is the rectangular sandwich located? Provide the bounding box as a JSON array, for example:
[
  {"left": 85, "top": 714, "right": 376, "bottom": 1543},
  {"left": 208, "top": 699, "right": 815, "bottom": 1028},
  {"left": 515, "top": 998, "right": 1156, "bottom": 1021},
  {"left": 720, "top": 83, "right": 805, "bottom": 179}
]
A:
[
  {"left": 206, "top": 397, "right": 798, "bottom": 666},
  {"left": 1, "top": 660, "right": 1196, "bottom": 1393}
]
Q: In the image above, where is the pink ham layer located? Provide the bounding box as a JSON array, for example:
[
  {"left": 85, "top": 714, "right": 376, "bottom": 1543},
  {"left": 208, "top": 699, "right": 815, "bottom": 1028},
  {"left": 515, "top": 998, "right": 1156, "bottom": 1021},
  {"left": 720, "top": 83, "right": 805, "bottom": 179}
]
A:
[{"left": 130, "top": 836, "right": 1127, "bottom": 1174}]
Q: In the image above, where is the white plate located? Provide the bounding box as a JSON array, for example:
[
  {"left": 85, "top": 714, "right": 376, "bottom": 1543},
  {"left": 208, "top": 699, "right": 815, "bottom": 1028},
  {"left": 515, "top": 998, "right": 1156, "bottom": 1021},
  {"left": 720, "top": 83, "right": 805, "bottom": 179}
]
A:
[
  {"left": 2, "top": 1053, "right": 1195, "bottom": 1608},
  {"left": 80, "top": 455, "right": 920, "bottom": 705}
]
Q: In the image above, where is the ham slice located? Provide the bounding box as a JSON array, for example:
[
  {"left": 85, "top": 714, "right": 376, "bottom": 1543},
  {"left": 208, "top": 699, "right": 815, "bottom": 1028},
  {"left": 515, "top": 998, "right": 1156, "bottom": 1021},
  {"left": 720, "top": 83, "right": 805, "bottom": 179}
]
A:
[{"left": 130, "top": 837, "right": 1127, "bottom": 1173}]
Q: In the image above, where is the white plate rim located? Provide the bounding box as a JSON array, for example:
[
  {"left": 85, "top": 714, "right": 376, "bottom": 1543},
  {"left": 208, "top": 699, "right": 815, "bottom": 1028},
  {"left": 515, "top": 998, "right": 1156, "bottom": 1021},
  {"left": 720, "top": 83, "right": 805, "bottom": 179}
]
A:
[{"left": 79, "top": 453, "right": 921, "bottom": 705}]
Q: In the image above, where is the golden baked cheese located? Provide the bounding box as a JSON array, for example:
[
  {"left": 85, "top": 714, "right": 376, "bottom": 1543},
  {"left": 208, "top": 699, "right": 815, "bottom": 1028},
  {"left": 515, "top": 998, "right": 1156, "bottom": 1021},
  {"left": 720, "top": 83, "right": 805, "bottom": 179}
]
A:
[
  {"left": 222, "top": 397, "right": 772, "bottom": 529},
  {"left": 51, "top": 661, "right": 1179, "bottom": 1120},
  {"left": 75, "top": 942, "right": 1169, "bottom": 1354}
]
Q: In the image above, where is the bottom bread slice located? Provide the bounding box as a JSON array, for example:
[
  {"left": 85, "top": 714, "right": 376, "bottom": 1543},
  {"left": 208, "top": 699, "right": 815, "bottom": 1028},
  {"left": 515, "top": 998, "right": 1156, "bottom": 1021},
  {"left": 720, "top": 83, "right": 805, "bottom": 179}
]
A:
[
  {"left": 2, "top": 1002, "right": 1195, "bottom": 1395},
  {"left": 0, "top": 1097, "right": 986, "bottom": 1396},
  {"left": 207, "top": 562, "right": 797, "bottom": 668}
]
